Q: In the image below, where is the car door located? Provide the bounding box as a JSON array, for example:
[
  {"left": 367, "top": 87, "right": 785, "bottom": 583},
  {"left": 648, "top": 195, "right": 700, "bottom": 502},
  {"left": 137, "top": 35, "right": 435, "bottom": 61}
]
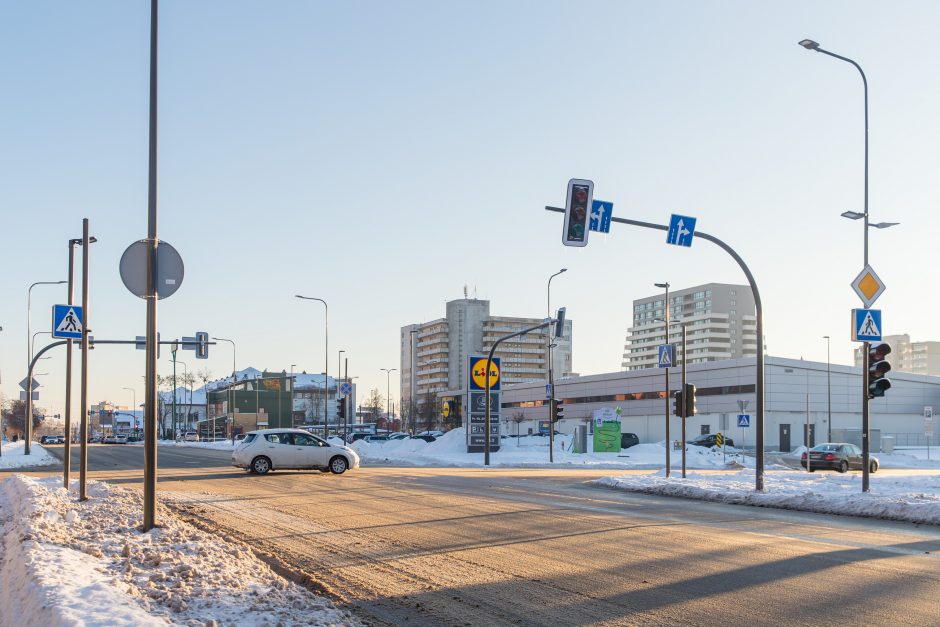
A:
[
  {"left": 848, "top": 444, "right": 864, "bottom": 469},
  {"left": 263, "top": 432, "right": 296, "bottom": 468},
  {"left": 290, "top": 433, "right": 328, "bottom": 468}
]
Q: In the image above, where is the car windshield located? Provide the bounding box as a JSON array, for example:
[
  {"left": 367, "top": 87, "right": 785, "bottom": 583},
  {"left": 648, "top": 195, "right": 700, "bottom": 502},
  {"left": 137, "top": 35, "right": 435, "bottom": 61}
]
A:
[{"left": 811, "top": 444, "right": 840, "bottom": 452}]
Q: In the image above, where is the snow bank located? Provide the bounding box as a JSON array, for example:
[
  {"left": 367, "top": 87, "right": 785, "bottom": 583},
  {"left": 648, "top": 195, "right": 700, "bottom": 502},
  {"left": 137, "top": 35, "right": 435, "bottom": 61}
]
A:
[
  {"left": 351, "top": 428, "right": 750, "bottom": 469},
  {"left": 157, "top": 439, "right": 237, "bottom": 451},
  {"left": 0, "top": 475, "right": 356, "bottom": 626},
  {"left": 597, "top": 469, "right": 940, "bottom": 525},
  {"left": 0, "top": 441, "right": 56, "bottom": 469}
]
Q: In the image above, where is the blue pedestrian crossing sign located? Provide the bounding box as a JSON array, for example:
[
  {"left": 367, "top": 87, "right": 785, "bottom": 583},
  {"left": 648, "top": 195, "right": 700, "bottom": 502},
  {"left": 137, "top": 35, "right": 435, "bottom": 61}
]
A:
[
  {"left": 852, "top": 308, "right": 882, "bottom": 342},
  {"left": 52, "top": 304, "right": 83, "bottom": 339},
  {"left": 657, "top": 344, "right": 675, "bottom": 368},
  {"left": 666, "top": 214, "right": 696, "bottom": 247},
  {"left": 589, "top": 200, "right": 613, "bottom": 234},
  {"left": 737, "top": 414, "right": 751, "bottom": 428}
]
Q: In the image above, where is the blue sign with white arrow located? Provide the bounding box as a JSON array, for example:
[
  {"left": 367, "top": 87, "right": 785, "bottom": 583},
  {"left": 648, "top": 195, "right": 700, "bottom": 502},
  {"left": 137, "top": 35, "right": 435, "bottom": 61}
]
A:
[
  {"left": 852, "top": 308, "right": 882, "bottom": 342},
  {"left": 666, "top": 214, "right": 696, "bottom": 247},
  {"left": 657, "top": 344, "right": 675, "bottom": 368},
  {"left": 51, "top": 304, "right": 83, "bottom": 339},
  {"left": 737, "top": 414, "right": 751, "bottom": 428},
  {"left": 589, "top": 200, "right": 613, "bottom": 233}
]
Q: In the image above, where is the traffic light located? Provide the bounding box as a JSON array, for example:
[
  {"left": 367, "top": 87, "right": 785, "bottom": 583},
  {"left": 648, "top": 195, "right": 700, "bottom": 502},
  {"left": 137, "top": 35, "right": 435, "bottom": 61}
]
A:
[
  {"left": 196, "top": 331, "right": 209, "bottom": 359},
  {"left": 554, "top": 399, "right": 565, "bottom": 422},
  {"left": 673, "top": 390, "right": 685, "bottom": 417},
  {"left": 554, "top": 307, "right": 567, "bottom": 339},
  {"left": 868, "top": 342, "right": 892, "bottom": 398},
  {"left": 683, "top": 383, "right": 697, "bottom": 417},
  {"left": 336, "top": 398, "right": 346, "bottom": 420},
  {"left": 562, "top": 179, "right": 594, "bottom": 247}
]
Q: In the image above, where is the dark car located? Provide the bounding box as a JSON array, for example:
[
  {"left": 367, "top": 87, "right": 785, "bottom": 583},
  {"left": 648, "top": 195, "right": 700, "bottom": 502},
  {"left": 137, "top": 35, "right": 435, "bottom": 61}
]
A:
[
  {"left": 689, "top": 433, "right": 735, "bottom": 448},
  {"left": 411, "top": 434, "right": 437, "bottom": 443},
  {"left": 620, "top": 433, "right": 640, "bottom": 449},
  {"left": 801, "top": 443, "right": 879, "bottom": 473}
]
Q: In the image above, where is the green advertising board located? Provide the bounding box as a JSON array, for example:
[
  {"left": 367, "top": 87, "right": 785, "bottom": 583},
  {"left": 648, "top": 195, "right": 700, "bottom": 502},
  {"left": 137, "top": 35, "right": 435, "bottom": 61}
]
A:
[{"left": 592, "top": 407, "right": 622, "bottom": 453}]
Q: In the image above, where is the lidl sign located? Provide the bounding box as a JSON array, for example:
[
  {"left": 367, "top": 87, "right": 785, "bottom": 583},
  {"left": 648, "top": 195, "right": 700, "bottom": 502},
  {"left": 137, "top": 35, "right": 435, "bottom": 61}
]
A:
[{"left": 469, "top": 356, "right": 501, "bottom": 391}]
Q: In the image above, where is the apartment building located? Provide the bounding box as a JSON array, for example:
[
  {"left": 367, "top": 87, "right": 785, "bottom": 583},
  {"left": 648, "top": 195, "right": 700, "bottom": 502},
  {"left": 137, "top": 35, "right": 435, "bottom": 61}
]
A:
[
  {"left": 854, "top": 334, "right": 940, "bottom": 376},
  {"left": 400, "top": 298, "right": 573, "bottom": 410},
  {"left": 622, "top": 283, "right": 757, "bottom": 370}
]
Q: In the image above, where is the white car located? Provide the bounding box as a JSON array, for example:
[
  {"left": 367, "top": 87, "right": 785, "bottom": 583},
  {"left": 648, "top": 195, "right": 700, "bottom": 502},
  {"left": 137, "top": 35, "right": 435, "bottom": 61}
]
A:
[{"left": 232, "top": 428, "right": 360, "bottom": 475}]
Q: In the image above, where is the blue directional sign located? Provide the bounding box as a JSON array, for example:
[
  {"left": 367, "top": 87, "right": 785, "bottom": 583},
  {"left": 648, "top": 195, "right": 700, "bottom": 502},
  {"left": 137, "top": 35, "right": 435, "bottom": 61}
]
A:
[
  {"left": 657, "top": 344, "right": 675, "bottom": 368},
  {"left": 589, "top": 200, "right": 613, "bottom": 234},
  {"left": 737, "top": 414, "right": 751, "bottom": 428},
  {"left": 666, "top": 214, "right": 697, "bottom": 247},
  {"left": 51, "top": 304, "right": 83, "bottom": 339},
  {"left": 852, "top": 308, "right": 882, "bottom": 342}
]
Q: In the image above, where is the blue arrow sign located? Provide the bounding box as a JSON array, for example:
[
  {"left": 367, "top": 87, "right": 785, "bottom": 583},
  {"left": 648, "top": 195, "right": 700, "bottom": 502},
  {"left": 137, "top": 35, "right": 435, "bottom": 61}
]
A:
[
  {"left": 852, "top": 308, "right": 882, "bottom": 342},
  {"left": 666, "top": 214, "right": 697, "bottom": 247},
  {"left": 737, "top": 414, "right": 751, "bottom": 428},
  {"left": 657, "top": 344, "right": 674, "bottom": 368},
  {"left": 51, "top": 304, "right": 83, "bottom": 339},
  {"left": 589, "top": 200, "right": 613, "bottom": 234}
]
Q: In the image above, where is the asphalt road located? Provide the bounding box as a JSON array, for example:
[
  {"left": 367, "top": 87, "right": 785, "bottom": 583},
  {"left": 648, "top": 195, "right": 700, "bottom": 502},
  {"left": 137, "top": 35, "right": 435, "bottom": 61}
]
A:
[
  {"left": 20, "top": 447, "right": 940, "bottom": 626},
  {"left": 31, "top": 442, "right": 233, "bottom": 471}
]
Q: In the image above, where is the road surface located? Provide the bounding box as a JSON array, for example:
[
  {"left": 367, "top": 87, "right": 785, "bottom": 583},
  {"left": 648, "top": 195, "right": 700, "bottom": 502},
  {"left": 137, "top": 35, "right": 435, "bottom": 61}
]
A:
[{"left": 29, "top": 447, "right": 939, "bottom": 626}]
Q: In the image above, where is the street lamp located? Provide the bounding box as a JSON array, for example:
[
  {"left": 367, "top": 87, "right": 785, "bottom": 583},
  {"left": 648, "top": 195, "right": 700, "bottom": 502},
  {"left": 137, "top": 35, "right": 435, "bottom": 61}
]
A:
[
  {"left": 823, "top": 336, "right": 832, "bottom": 442},
  {"left": 295, "top": 295, "right": 328, "bottom": 431},
  {"left": 27, "top": 280, "right": 66, "bottom": 367},
  {"left": 122, "top": 387, "right": 137, "bottom": 435},
  {"left": 409, "top": 328, "right": 419, "bottom": 435},
  {"left": 380, "top": 368, "right": 397, "bottom": 434},
  {"left": 546, "top": 268, "right": 567, "bottom": 463},
  {"left": 212, "top": 336, "right": 237, "bottom": 442},
  {"left": 654, "top": 282, "right": 671, "bottom": 477}
]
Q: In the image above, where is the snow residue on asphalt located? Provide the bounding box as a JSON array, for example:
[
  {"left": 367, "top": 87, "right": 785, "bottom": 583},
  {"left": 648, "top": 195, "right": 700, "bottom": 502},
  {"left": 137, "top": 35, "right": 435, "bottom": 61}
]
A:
[
  {"left": 351, "top": 428, "right": 751, "bottom": 469},
  {"left": 596, "top": 469, "right": 940, "bottom": 525},
  {"left": 0, "top": 475, "right": 356, "bottom": 626},
  {"left": 158, "top": 439, "right": 237, "bottom": 451},
  {"left": 0, "top": 441, "right": 56, "bottom": 469}
]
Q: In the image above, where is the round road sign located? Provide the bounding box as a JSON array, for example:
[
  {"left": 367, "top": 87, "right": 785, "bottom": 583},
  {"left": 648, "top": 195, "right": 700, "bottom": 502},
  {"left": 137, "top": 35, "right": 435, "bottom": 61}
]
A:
[{"left": 119, "top": 240, "right": 184, "bottom": 300}]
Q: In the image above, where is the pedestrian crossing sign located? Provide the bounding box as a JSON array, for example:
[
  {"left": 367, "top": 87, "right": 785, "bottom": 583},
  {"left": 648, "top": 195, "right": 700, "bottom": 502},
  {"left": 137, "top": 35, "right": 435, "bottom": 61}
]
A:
[
  {"left": 852, "top": 308, "right": 882, "bottom": 342},
  {"left": 657, "top": 344, "right": 675, "bottom": 368},
  {"left": 52, "top": 304, "right": 84, "bottom": 339}
]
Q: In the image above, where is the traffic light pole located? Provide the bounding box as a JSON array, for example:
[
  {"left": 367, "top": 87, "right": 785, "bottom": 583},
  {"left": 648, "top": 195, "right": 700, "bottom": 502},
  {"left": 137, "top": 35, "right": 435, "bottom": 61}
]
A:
[
  {"left": 681, "top": 322, "right": 688, "bottom": 478},
  {"left": 862, "top": 341, "right": 870, "bottom": 492},
  {"left": 546, "top": 206, "right": 767, "bottom": 491}
]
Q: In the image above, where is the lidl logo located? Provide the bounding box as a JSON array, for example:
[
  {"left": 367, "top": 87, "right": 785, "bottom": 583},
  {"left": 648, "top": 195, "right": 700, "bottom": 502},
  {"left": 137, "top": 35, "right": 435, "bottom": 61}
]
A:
[{"left": 470, "top": 357, "right": 500, "bottom": 390}]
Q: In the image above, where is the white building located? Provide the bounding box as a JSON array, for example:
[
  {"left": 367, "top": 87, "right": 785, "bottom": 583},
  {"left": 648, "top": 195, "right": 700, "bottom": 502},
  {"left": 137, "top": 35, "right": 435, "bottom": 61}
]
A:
[
  {"left": 401, "top": 298, "right": 573, "bottom": 413},
  {"left": 503, "top": 356, "right": 939, "bottom": 452},
  {"left": 854, "top": 334, "right": 940, "bottom": 376},
  {"left": 622, "top": 283, "right": 758, "bottom": 370}
]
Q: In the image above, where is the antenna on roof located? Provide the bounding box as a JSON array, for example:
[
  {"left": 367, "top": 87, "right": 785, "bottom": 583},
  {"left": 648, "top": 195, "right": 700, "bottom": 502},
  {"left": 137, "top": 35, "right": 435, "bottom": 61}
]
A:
[{"left": 463, "top": 284, "right": 468, "bottom": 298}]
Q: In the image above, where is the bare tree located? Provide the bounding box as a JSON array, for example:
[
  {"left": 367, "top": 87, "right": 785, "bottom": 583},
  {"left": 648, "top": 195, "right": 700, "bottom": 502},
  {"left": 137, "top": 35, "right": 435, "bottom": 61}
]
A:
[
  {"left": 510, "top": 411, "right": 527, "bottom": 443},
  {"left": 416, "top": 391, "right": 439, "bottom": 433},
  {"left": 365, "top": 388, "right": 384, "bottom": 426},
  {"left": 2, "top": 400, "right": 45, "bottom": 439}
]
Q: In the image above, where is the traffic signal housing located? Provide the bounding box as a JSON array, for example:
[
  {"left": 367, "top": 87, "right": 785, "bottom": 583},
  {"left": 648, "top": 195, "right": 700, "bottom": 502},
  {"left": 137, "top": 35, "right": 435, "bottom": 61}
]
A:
[
  {"left": 562, "top": 179, "right": 594, "bottom": 247},
  {"left": 336, "top": 398, "right": 346, "bottom": 420},
  {"left": 673, "top": 390, "right": 685, "bottom": 417},
  {"left": 683, "top": 383, "right": 697, "bottom": 417},
  {"left": 196, "top": 331, "right": 209, "bottom": 359},
  {"left": 553, "top": 399, "right": 565, "bottom": 422},
  {"left": 868, "top": 342, "right": 892, "bottom": 398}
]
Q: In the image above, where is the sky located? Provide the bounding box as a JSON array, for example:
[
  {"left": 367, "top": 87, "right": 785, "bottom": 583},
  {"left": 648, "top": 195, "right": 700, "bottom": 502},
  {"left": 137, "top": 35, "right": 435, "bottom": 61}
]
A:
[{"left": 2, "top": 0, "right": 939, "bottom": 417}]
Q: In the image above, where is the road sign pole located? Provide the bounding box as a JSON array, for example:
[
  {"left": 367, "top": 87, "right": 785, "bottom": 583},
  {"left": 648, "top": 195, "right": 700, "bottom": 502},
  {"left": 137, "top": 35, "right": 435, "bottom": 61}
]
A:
[
  {"left": 663, "top": 284, "right": 671, "bottom": 478},
  {"left": 79, "top": 218, "right": 90, "bottom": 501},
  {"left": 681, "top": 323, "right": 687, "bottom": 478},
  {"left": 63, "top": 240, "right": 76, "bottom": 486},
  {"left": 862, "top": 341, "right": 870, "bottom": 492}
]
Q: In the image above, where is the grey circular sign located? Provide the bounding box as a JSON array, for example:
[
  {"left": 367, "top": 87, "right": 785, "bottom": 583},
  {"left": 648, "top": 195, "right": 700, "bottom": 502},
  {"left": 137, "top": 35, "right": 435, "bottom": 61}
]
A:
[{"left": 119, "top": 239, "right": 185, "bottom": 300}]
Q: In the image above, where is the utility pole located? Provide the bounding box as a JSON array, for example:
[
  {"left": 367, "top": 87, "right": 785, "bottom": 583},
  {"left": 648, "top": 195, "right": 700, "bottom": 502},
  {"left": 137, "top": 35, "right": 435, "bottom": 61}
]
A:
[{"left": 79, "top": 218, "right": 91, "bottom": 501}]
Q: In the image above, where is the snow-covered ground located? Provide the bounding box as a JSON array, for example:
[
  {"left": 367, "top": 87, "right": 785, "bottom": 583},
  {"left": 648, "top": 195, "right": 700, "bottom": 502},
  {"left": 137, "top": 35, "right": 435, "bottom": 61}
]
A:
[
  {"left": 0, "top": 441, "right": 56, "bottom": 469},
  {"left": 351, "top": 428, "right": 755, "bottom": 469},
  {"left": 597, "top": 469, "right": 940, "bottom": 525},
  {"left": 0, "top": 474, "right": 357, "bottom": 626},
  {"left": 785, "top": 445, "right": 940, "bottom": 470},
  {"left": 157, "top": 439, "right": 237, "bottom": 451}
]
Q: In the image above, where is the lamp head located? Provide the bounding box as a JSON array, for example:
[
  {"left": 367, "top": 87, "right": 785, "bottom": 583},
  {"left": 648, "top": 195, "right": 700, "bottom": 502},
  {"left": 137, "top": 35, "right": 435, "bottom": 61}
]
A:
[
  {"left": 841, "top": 211, "right": 864, "bottom": 220},
  {"left": 799, "top": 39, "right": 820, "bottom": 50},
  {"left": 654, "top": 282, "right": 669, "bottom": 289},
  {"left": 870, "top": 221, "right": 900, "bottom": 229}
]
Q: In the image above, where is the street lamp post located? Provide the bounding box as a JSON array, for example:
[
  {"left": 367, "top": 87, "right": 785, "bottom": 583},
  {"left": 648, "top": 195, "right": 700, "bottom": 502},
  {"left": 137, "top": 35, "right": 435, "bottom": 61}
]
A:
[
  {"left": 122, "top": 387, "right": 137, "bottom": 436},
  {"left": 26, "top": 280, "right": 66, "bottom": 454},
  {"left": 547, "top": 268, "right": 567, "bottom": 463},
  {"left": 800, "top": 39, "right": 899, "bottom": 493},
  {"left": 823, "top": 336, "right": 832, "bottom": 442},
  {"left": 409, "top": 328, "right": 419, "bottom": 435},
  {"left": 654, "top": 282, "right": 671, "bottom": 477},
  {"left": 212, "top": 336, "right": 236, "bottom": 442},
  {"left": 380, "top": 368, "right": 396, "bottom": 433},
  {"left": 295, "top": 296, "right": 328, "bottom": 431}
]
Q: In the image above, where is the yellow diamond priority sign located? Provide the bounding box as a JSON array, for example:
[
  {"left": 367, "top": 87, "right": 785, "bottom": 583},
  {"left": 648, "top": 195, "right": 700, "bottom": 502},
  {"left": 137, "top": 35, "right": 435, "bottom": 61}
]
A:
[{"left": 851, "top": 264, "right": 886, "bottom": 308}]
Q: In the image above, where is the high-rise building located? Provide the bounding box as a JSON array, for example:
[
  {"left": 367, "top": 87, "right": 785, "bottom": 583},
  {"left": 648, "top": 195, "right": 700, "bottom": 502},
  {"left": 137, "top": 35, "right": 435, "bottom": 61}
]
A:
[
  {"left": 401, "top": 298, "right": 573, "bottom": 410},
  {"left": 854, "top": 334, "right": 940, "bottom": 376},
  {"left": 622, "top": 283, "right": 757, "bottom": 370}
]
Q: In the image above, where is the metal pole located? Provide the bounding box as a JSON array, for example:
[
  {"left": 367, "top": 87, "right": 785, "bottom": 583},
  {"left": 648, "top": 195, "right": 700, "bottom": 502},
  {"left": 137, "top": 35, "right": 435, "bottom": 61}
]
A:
[
  {"left": 663, "top": 284, "right": 670, "bottom": 477},
  {"left": 544, "top": 206, "right": 766, "bottom": 491},
  {"left": 862, "top": 341, "right": 870, "bottom": 491},
  {"left": 25, "top": 280, "right": 65, "bottom": 454},
  {"left": 547, "top": 268, "right": 565, "bottom": 463},
  {"left": 825, "top": 336, "right": 832, "bottom": 442},
  {"left": 410, "top": 329, "right": 417, "bottom": 435},
  {"left": 681, "top": 322, "right": 687, "bottom": 478},
  {"left": 63, "top": 241, "right": 77, "bottom": 483},
  {"left": 344, "top": 357, "right": 349, "bottom": 440},
  {"left": 171, "top": 350, "right": 177, "bottom": 441},
  {"left": 142, "top": 0, "right": 159, "bottom": 531},
  {"left": 79, "top": 218, "right": 90, "bottom": 500},
  {"left": 806, "top": 392, "right": 812, "bottom": 472}
]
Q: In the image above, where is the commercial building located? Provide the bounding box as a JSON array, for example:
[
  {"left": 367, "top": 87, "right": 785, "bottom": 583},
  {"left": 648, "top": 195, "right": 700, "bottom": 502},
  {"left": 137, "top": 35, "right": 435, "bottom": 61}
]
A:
[
  {"left": 503, "top": 356, "right": 940, "bottom": 452},
  {"left": 400, "top": 298, "right": 573, "bottom": 425},
  {"left": 622, "top": 283, "right": 758, "bottom": 371},
  {"left": 854, "top": 334, "right": 940, "bottom": 376}
]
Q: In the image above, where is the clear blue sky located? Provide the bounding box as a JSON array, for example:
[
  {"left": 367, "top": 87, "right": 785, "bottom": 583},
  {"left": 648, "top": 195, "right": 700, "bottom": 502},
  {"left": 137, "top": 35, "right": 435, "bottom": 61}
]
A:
[{"left": 2, "top": 1, "right": 938, "bottom": 416}]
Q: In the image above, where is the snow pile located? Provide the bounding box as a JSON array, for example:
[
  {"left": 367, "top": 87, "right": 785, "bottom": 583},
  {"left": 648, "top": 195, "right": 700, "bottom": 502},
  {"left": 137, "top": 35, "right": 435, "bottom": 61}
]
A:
[
  {"left": 0, "top": 475, "right": 356, "bottom": 626},
  {"left": 351, "top": 428, "right": 749, "bottom": 469},
  {"left": 597, "top": 469, "right": 940, "bottom": 525},
  {"left": 158, "top": 439, "right": 237, "bottom": 451},
  {"left": 0, "top": 441, "right": 56, "bottom": 469}
]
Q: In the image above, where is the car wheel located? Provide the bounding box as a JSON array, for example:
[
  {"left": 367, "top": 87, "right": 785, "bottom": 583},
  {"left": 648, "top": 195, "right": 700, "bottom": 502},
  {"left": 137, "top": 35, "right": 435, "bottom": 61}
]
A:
[
  {"left": 838, "top": 460, "right": 848, "bottom": 473},
  {"left": 329, "top": 456, "right": 348, "bottom": 475},
  {"left": 870, "top": 460, "right": 879, "bottom": 474},
  {"left": 251, "top": 456, "right": 272, "bottom": 475}
]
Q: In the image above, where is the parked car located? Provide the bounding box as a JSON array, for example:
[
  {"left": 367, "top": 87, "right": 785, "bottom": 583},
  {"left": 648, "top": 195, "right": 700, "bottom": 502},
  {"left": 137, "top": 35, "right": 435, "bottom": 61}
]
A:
[
  {"left": 411, "top": 434, "right": 437, "bottom": 443},
  {"left": 689, "top": 433, "right": 735, "bottom": 448},
  {"left": 39, "top": 435, "right": 64, "bottom": 445},
  {"left": 231, "top": 428, "right": 360, "bottom": 475},
  {"left": 801, "top": 443, "right": 879, "bottom": 473},
  {"left": 364, "top": 434, "right": 391, "bottom": 442},
  {"left": 416, "top": 430, "right": 445, "bottom": 438},
  {"left": 387, "top": 432, "right": 410, "bottom": 440},
  {"left": 620, "top": 433, "right": 640, "bottom": 449},
  {"left": 346, "top": 432, "right": 372, "bottom": 444},
  {"left": 181, "top": 432, "right": 200, "bottom": 442}
]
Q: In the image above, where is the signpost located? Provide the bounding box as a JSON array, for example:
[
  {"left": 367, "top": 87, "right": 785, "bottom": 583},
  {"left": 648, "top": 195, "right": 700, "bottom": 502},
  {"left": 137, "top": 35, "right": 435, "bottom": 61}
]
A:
[
  {"left": 926, "top": 406, "right": 934, "bottom": 461},
  {"left": 119, "top": 239, "right": 184, "bottom": 300},
  {"left": 851, "top": 265, "right": 886, "bottom": 309},
  {"left": 657, "top": 344, "right": 675, "bottom": 368},
  {"left": 589, "top": 200, "right": 613, "bottom": 233},
  {"left": 666, "top": 214, "right": 697, "bottom": 247},
  {"left": 851, "top": 308, "right": 882, "bottom": 342},
  {"left": 467, "top": 355, "right": 501, "bottom": 453},
  {"left": 51, "top": 305, "right": 83, "bottom": 340}
]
